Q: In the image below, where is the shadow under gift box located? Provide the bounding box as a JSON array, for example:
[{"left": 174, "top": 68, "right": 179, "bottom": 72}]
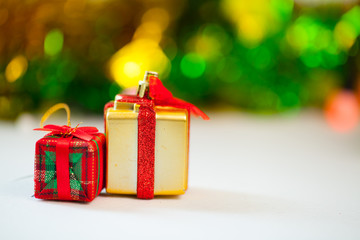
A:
[
  {"left": 105, "top": 100, "right": 189, "bottom": 195},
  {"left": 34, "top": 134, "right": 105, "bottom": 202}
]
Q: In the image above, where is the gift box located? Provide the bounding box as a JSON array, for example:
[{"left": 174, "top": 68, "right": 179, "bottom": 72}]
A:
[
  {"left": 105, "top": 71, "right": 208, "bottom": 199},
  {"left": 34, "top": 104, "right": 105, "bottom": 202}
]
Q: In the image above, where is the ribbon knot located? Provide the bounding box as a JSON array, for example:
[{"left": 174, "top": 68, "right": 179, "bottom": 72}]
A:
[{"left": 34, "top": 124, "right": 99, "bottom": 141}]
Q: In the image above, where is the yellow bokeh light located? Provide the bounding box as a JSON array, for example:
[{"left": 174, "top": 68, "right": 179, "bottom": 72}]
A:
[
  {"left": 109, "top": 39, "right": 171, "bottom": 89},
  {"left": 5, "top": 55, "right": 28, "bottom": 83},
  {"left": 133, "top": 22, "right": 163, "bottom": 44},
  {"left": 108, "top": 7, "right": 172, "bottom": 88},
  {"left": 221, "top": 0, "right": 289, "bottom": 47},
  {"left": 238, "top": 13, "right": 265, "bottom": 47},
  {"left": 187, "top": 35, "right": 221, "bottom": 60},
  {"left": 123, "top": 62, "right": 141, "bottom": 79},
  {"left": 141, "top": 8, "right": 170, "bottom": 31}
]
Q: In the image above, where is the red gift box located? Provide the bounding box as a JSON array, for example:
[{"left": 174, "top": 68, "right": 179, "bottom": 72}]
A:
[{"left": 34, "top": 104, "right": 105, "bottom": 202}]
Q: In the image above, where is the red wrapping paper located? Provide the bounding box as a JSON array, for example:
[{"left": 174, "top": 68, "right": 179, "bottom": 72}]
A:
[{"left": 34, "top": 125, "right": 105, "bottom": 202}]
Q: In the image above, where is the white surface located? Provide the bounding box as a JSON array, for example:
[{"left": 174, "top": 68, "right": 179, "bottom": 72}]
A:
[{"left": 1, "top": 111, "right": 360, "bottom": 239}]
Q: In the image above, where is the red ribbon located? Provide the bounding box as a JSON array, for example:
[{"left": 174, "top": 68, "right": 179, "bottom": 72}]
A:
[
  {"left": 35, "top": 125, "right": 99, "bottom": 200},
  {"left": 34, "top": 125, "right": 99, "bottom": 141},
  {"left": 56, "top": 137, "right": 72, "bottom": 200},
  {"left": 137, "top": 105, "right": 156, "bottom": 199},
  {"left": 112, "top": 96, "right": 155, "bottom": 199},
  {"left": 113, "top": 76, "right": 209, "bottom": 199},
  {"left": 149, "top": 76, "right": 210, "bottom": 120}
]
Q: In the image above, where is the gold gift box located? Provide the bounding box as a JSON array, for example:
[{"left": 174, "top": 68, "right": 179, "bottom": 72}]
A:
[{"left": 105, "top": 100, "right": 189, "bottom": 195}]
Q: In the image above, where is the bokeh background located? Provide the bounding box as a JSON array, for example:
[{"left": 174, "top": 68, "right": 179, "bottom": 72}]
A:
[
  {"left": 1, "top": 0, "right": 360, "bottom": 131},
  {"left": 2, "top": 2, "right": 360, "bottom": 238}
]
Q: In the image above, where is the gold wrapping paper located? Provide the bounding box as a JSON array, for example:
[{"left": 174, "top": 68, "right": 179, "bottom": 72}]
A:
[{"left": 106, "top": 102, "right": 189, "bottom": 195}]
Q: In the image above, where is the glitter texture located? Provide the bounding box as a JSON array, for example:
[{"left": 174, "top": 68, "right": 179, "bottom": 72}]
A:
[
  {"left": 137, "top": 105, "right": 156, "bottom": 199},
  {"left": 113, "top": 95, "right": 156, "bottom": 199}
]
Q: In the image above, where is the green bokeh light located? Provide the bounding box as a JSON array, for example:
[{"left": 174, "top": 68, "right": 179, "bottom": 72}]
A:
[
  {"left": 288, "top": 23, "right": 308, "bottom": 52},
  {"left": 314, "top": 29, "right": 331, "bottom": 50},
  {"left": 44, "top": 29, "right": 64, "bottom": 56},
  {"left": 216, "top": 57, "right": 242, "bottom": 83},
  {"left": 247, "top": 46, "right": 273, "bottom": 70},
  {"left": 343, "top": 6, "right": 360, "bottom": 35},
  {"left": 271, "top": 0, "right": 294, "bottom": 21},
  {"left": 180, "top": 53, "right": 206, "bottom": 78},
  {"left": 0, "top": 0, "right": 358, "bottom": 118},
  {"left": 301, "top": 52, "right": 322, "bottom": 68}
]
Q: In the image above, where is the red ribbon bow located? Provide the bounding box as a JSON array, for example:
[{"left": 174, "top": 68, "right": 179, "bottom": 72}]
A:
[
  {"left": 34, "top": 124, "right": 99, "bottom": 141},
  {"left": 148, "top": 76, "right": 210, "bottom": 120},
  {"left": 34, "top": 124, "right": 99, "bottom": 200}
]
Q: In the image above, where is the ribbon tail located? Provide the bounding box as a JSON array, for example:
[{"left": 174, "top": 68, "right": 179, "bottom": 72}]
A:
[
  {"left": 149, "top": 76, "right": 209, "bottom": 120},
  {"left": 174, "top": 98, "right": 210, "bottom": 120},
  {"left": 72, "top": 127, "right": 98, "bottom": 141},
  {"left": 190, "top": 105, "right": 210, "bottom": 120}
]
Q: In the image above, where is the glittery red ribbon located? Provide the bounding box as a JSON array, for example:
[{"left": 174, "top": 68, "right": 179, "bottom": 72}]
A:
[
  {"left": 35, "top": 125, "right": 99, "bottom": 200},
  {"left": 113, "top": 96, "right": 156, "bottom": 199},
  {"left": 137, "top": 105, "right": 156, "bottom": 199},
  {"left": 111, "top": 77, "right": 209, "bottom": 199},
  {"left": 148, "top": 76, "right": 210, "bottom": 120}
]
